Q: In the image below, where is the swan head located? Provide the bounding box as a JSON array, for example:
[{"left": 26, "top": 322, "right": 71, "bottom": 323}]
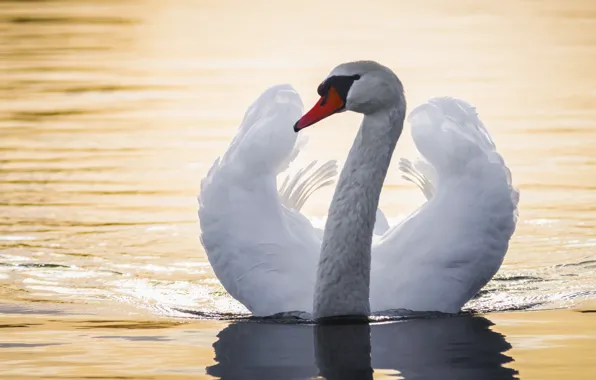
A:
[{"left": 294, "top": 60, "right": 403, "bottom": 131}]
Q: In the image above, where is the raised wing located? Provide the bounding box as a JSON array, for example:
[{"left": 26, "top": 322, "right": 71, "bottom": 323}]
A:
[
  {"left": 371, "top": 97, "right": 519, "bottom": 313},
  {"left": 198, "top": 85, "right": 333, "bottom": 316}
]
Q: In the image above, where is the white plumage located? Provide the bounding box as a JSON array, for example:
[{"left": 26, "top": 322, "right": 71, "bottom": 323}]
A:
[{"left": 198, "top": 78, "right": 518, "bottom": 317}]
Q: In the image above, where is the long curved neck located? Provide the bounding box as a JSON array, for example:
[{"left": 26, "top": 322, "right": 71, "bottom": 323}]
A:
[{"left": 313, "top": 104, "right": 405, "bottom": 319}]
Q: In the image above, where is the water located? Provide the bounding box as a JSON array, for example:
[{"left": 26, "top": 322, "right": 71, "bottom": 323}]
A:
[{"left": 0, "top": 0, "right": 595, "bottom": 378}]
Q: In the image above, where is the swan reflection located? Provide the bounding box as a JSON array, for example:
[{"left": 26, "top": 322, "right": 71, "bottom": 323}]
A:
[{"left": 207, "top": 315, "right": 517, "bottom": 380}]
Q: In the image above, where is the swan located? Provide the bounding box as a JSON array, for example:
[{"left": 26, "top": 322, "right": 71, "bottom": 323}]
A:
[{"left": 198, "top": 60, "right": 519, "bottom": 319}]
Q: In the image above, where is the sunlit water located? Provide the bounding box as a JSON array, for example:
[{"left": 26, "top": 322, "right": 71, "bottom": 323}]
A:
[{"left": 1, "top": 0, "right": 595, "bottom": 378}]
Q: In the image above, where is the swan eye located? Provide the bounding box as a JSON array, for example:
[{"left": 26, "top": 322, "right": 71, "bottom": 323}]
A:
[{"left": 317, "top": 75, "right": 360, "bottom": 100}]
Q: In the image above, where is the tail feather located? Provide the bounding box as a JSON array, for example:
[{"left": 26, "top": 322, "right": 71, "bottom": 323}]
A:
[
  {"left": 279, "top": 160, "right": 339, "bottom": 212},
  {"left": 398, "top": 158, "right": 435, "bottom": 200}
]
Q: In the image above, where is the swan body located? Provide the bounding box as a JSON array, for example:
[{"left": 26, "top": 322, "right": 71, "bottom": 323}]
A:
[{"left": 198, "top": 61, "right": 519, "bottom": 318}]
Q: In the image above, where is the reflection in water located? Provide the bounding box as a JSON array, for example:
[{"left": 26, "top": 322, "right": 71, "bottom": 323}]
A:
[
  {"left": 208, "top": 315, "right": 517, "bottom": 379},
  {"left": 315, "top": 323, "right": 373, "bottom": 380}
]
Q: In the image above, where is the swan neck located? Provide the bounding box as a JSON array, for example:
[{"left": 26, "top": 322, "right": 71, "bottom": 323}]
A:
[{"left": 313, "top": 104, "right": 405, "bottom": 319}]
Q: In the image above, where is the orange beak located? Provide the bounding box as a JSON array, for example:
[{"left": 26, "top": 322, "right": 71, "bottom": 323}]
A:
[{"left": 294, "top": 87, "right": 345, "bottom": 132}]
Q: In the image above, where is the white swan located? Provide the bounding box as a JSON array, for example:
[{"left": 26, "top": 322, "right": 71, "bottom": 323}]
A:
[{"left": 198, "top": 61, "right": 519, "bottom": 319}]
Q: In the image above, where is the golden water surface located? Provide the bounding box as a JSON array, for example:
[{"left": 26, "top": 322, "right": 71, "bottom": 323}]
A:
[{"left": 1, "top": 0, "right": 595, "bottom": 379}]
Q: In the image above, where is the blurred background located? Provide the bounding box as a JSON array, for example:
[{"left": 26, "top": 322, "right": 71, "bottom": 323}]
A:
[
  {"left": 1, "top": 1, "right": 596, "bottom": 379},
  {"left": 1, "top": 0, "right": 595, "bottom": 324}
]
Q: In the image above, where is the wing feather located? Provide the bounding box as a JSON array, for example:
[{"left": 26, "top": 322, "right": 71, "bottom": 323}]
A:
[{"left": 371, "top": 97, "right": 519, "bottom": 313}]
